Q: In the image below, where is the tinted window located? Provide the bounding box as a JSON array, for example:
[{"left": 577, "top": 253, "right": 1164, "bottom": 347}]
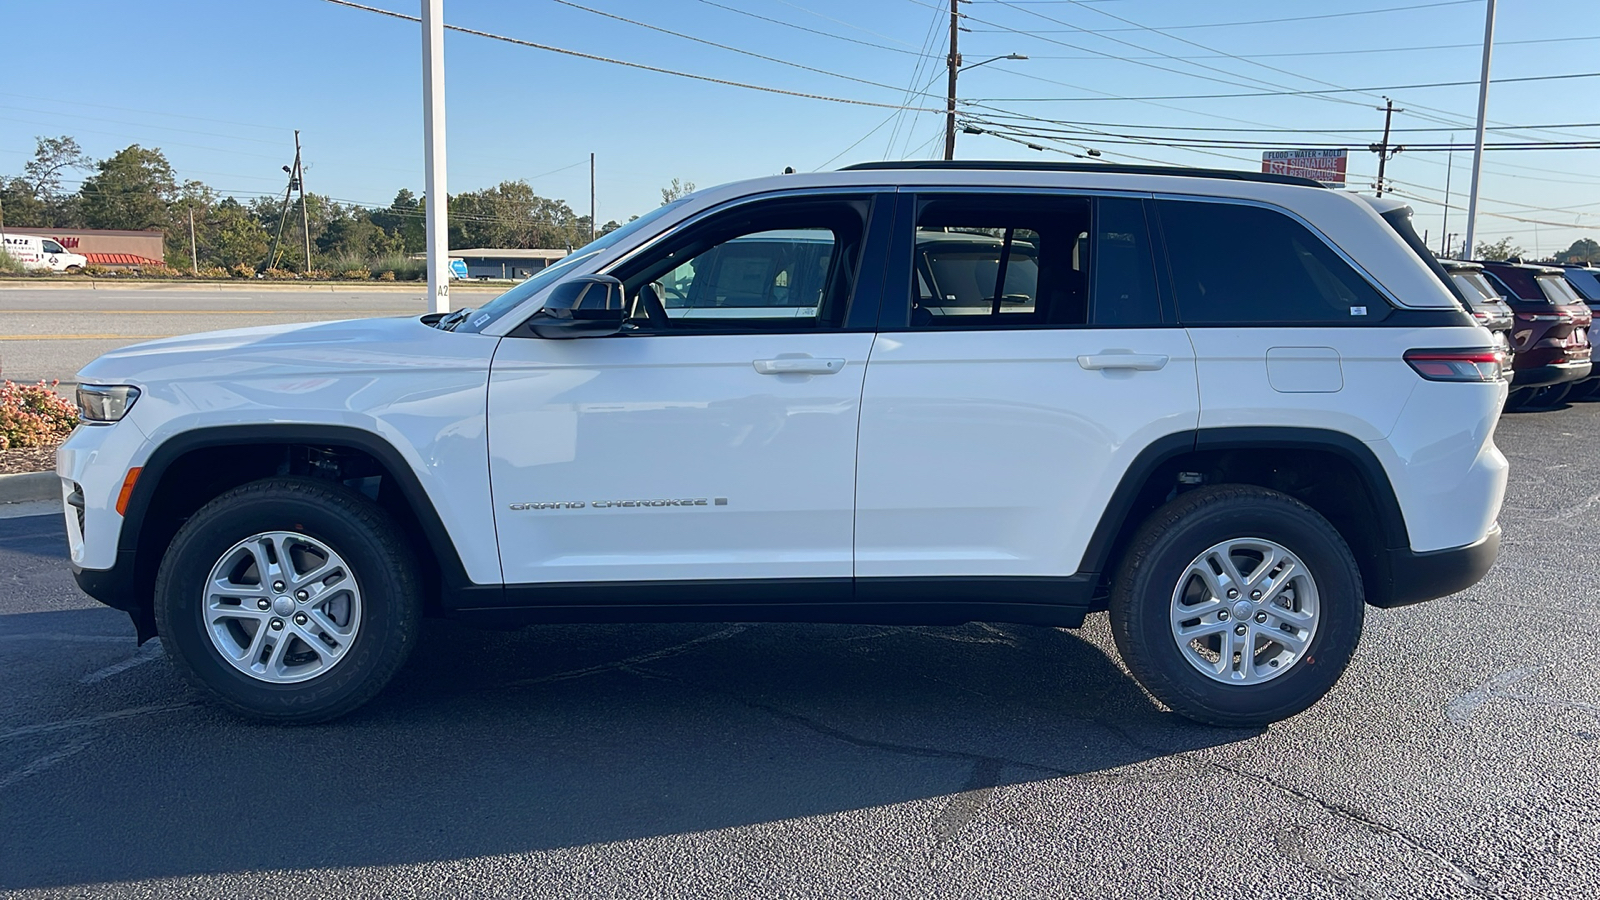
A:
[
  {"left": 1451, "top": 272, "right": 1500, "bottom": 304},
  {"left": 1157, "top": 200, "right": 1390, "bottom": 325},
  {"left": 1564, "top": 268, "right": 1600, "bottom": 302},
  {"left": 617, "top": 198, "right": 867, "bottom": 332},
  {"left": 41, "top": 239, "right": 65, "bottom": 254},
  {"left": 1092, "top": 198, "right": 1163, "bottom": 326},
  {"left": 911, "top": 196, "right": 1089, "bottom": 328},
  {"left": 1537, "top": 274, "right": 1582, "bottom": 305}
]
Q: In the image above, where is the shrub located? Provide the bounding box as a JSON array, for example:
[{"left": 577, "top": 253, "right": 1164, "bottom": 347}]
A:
[
  {"left": 304, "top": 269, "right": 330, "bottom": 281},
  {"left": 196, "top": 265, "right": 229, "bottom": 279},
  {"left": 367, "top": 252, "right": 425, "bottom": 281},
  {"left": 0, "top": 381, "right": 79, "bottom": 451},
  {"left": 0, "top": 248, "right": 24, "bottom": 275},
  {"left": 376, "top": 270, "right": 397, "bottom": 281},
  {"left": 262, "top": 267, "right": 297, "bottom": 280},
  {"left": 230, "top": 263, "right": 256, "bottom": 279},
  {"left": 139, "top": 264, "right": 183, "bottom": 278},
  {"left": 82, "top": 264, "right": 111, "bottom": 277},
  {"left": 338, "top": 267, "right": 370, "bottom": 280}
]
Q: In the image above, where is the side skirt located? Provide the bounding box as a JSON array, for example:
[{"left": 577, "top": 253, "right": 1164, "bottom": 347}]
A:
[{"left": 447, "top": 576, "right": 1094, "bottom": 629}]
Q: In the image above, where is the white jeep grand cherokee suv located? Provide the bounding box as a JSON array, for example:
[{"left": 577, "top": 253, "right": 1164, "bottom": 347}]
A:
[{"left": 58, "top": 162, "right": 1507, "bottom": 725}]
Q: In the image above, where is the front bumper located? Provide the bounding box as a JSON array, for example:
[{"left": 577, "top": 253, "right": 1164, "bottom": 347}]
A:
[
  {"left": 1371, "top": 525, "right": 1501, "bottom": 608},
  {"left": 72, "top": 550, "right": 156, "bottom": 642}
]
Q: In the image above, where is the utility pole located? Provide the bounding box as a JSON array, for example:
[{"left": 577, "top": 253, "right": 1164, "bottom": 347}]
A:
[
  {"left": 296, "top": 131, "right": 312, "bottom": 274},
  {"left": 1463, "top": 0, "right": 1496, "bottom": 261},
  {"left": 1441, "top": 139, "right": 1455, "bottom": 256},
  {"left": 422, "top": 0, "right": 450, "bottom": 313},
  {"left": 943, "top": 0, "right": 960, "bottom": 160},
  {"left": 1370, "top": 97, "right": 1403, "bottom": 197},
  {"left": 267, "top": 157, "right": 295, "bottom": 271},
  {"left": 188, "top": 208, "right": 198, "bottom": 275},
  {"left": 589, "top": 152, "right": 596, "bottom": 243}
]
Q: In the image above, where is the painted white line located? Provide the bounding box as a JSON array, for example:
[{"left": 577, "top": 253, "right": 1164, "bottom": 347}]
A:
[
  {"left": 1446, "top": 667, "right": 1537, "bottom": 723},
  {"left": 0, "top": 702, "right": 194, "bottom": 742},
  {"left": 0, "top": 738, "right": 93, "bottom": 791},
  {"left": 79, "top": 642, "right": 164, "bottom": 684}
]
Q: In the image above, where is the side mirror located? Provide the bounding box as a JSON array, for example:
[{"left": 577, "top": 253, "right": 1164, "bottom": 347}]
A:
[{"left": 525, "top": 275, "right": 626, "bottom": 339}]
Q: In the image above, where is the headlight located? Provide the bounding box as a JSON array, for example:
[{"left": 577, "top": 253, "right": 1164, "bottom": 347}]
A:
[{"left": 76, "top": 385, "right": 141, "bottom": 423}]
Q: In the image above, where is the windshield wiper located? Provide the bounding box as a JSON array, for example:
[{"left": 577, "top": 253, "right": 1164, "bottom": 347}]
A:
[{"left": 435, "top": 307, "right": 476, "bottom": 331}]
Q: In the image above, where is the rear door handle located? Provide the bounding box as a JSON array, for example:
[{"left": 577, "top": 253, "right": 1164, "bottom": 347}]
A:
[
  {"left": 753, "top": 358, "right": 845, "bottom": 375},
  {"left": 1077, "top": 353, "right": 1169, "bottom": 371}
]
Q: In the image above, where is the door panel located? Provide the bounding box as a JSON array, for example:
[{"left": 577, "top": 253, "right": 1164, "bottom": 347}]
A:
[
  {"left": 854, "top": 328, "right": 1199, "bottom": 578},
  {"left": 489, "top": 332, "right": 874, "bottom": 584}
]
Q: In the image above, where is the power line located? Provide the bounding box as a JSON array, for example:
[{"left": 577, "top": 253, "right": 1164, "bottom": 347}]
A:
[
  {"left": 688, "top": 0, "right": 922, "bottom": 56},
  {"left": 964, "top": 0, "right": 1479, "bottom": 33},
  {"left": 972, "top": 71, "right": 1600, "bottom": 102},
  {"left": 319, "top": 0, "right": 942, "bottom": 112},
  {"left": 975, "top": 34, "right": 1600, "bottom": 61},
  {"left": 547, "top": 0, "right": 943, "bottom": 101}
]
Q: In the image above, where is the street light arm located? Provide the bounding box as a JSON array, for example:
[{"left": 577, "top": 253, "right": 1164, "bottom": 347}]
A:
[{"left": 960, "top": 53, "right": 1027, "bottom": 72}]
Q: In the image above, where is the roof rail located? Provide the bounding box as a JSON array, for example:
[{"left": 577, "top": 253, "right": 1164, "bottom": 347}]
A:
[{"left": 839, "top": 159, "right": 1325, "bottom": 188}]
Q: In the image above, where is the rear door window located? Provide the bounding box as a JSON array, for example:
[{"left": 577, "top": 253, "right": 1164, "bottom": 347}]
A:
[{"left": 1156, "top": 199, "right": 1391, "bottom": 325}]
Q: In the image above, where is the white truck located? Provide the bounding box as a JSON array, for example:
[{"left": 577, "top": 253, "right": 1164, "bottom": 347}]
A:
[{"left": 2, "top": 233, "right": 88, "bottom": 272}]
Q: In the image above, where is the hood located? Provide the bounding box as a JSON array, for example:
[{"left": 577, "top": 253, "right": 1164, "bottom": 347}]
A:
[{"left": 75, "top": 315, "right": 484, "bottom": 385}]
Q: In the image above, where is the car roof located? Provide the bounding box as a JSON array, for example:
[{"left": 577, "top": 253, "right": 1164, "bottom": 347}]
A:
[
  {"left": 1477, "top": 260, "right": 1566, "bottom": 276},
  {"left": 840, "top": 160, "right": 1325, "bottom": 189},
  {"left": 1441, "top": 260, "right": 1484, "bottom": 273}
]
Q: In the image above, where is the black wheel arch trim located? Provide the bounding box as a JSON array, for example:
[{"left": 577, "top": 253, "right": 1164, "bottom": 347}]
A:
[
  {"left": 1078, "top": 426, "right": 1413, "bottom": 596},
  {"left": 117, "top": 423, "right": 485, "bottom": 598}
]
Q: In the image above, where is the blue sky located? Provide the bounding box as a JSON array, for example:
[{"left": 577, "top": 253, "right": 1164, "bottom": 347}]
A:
[{"left": 2, "top": 0, "right": 1596, "bottom": 256}]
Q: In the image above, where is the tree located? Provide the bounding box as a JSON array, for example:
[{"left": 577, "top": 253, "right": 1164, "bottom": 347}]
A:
[
  {"left": 205, "top": 198, "right": 270, "bottom": 269},
  {"left": 660, "top": 178, "right": 696, "bottom": 206},
  {"left": 79, "top": 145, "right": 177, "bottom": 232},
  {"left": 1474, "top": 237, "right": 1524, "bottom": 262},
  {"left": 0, "top": 177, "right": 48, "bottom": 229},
  {"left": 1557, "top": 237, "right": 1600, "bottom": 265},
  {"left": 369, "top": 188, "right": 425, "bottom": 253},
  {"left": 449, "top": 180, "right": 587, "bottom": 250}
]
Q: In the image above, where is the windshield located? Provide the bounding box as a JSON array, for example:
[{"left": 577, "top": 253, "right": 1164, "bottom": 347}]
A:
[
  {"left": 454, "top": 199, "right": 690, "bottom": 333},
  {"left": 1537, "top": 274, "right": 1582, "bottom": 305},
  {"left": 1563, "top": 268, "right": 1600, "bottom": 302}
]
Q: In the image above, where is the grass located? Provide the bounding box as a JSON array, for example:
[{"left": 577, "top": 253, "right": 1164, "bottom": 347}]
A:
[{"left": 0, "top": 248, "right": 27, "bottom": 275}]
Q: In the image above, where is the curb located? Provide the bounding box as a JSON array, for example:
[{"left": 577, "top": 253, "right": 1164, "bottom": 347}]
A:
[{"left": 0, "top": 471, "right": 59, "bottom": 505}]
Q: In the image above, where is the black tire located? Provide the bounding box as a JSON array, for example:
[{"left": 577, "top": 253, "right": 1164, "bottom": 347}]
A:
[
  {"left": 1109, "top": 485, "right": 1364, "bottom": 727},
  {"left": 154, "top": 477, "right": 422, "bottom": 723}
]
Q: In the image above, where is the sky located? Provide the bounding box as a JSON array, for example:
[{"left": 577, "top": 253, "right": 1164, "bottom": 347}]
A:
[{"left": 2, "top": 0, "right": 1596, "bottom": 257}]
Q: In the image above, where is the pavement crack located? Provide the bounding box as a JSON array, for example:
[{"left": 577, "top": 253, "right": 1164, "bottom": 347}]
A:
[
  {"left": 500, "top": 625, "right": 747, "bottom": 690},
  {"left": 0, "top": 702, "right": 195, "bottom": 742},
  {"left": 0, "top": 736, "right": 94, "bottom": 791}
]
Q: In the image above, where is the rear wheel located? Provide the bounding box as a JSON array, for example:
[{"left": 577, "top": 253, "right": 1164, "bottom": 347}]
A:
[
  {"left": 154, "top": 477, "right": 422, "bottom": 723},
  {"left": 1109, "top": 485, "right": 1364, "bottom": 727}
]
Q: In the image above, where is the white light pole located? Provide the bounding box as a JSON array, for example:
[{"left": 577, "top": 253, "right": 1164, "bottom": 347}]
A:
[
  {"left": 422, "top": 0, "right": 449, "bottom": 313},
  {"left": 1462, "top": 0, "right": 1495, "bottom": 260}
]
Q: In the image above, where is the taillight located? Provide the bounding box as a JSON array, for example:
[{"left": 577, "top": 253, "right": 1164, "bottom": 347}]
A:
[
  {"left": 1517, "top": 312, "right": 1568, "bottom": 322},
  {"left": 1404, "top": 348, "right": 1506, "bottom": 383}
]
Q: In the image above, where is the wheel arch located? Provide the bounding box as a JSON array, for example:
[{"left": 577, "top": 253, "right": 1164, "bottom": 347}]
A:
[
  {"left": 1082, "top": 427, "right": 1410, "bottom": 609},
  {"left": 116, "top": 424, "right": 485, "bottom": 637}
]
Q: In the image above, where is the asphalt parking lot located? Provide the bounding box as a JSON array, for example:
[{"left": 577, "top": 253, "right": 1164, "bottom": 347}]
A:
[{"left": 2, "top": 402, "right": 1597, "bottom": 898}]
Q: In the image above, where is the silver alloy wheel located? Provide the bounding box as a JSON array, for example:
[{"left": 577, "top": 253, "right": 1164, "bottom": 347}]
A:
[
  {"left": 202, "top": 531, "right": 363, "bottom": 684},
  {"left": 1169, "top": 537, "right": 1319, "bottom": 685}
]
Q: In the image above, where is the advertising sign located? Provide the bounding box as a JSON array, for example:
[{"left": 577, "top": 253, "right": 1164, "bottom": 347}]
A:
[{"left": 1261, "top": 149, "right": 1348, "bottom": 188}]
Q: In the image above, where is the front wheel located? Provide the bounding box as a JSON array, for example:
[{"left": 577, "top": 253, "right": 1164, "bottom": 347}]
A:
[
  {"left": 1109, "top": 485, "right": 1364, "bottom": 727},
  {"left": 154, "top": 477, "right": 422, "bottom": 723}
]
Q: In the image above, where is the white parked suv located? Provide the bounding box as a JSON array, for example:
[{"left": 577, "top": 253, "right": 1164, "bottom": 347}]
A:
[{"left": 58, "top": 162, "right": 1508, "bottom": 725}]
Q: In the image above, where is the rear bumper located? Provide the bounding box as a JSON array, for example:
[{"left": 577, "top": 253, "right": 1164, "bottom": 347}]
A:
[
  {"left": 1511, "top": 362, "right": 1591, "bottom": 388},
  {"left": 1372, "top": 525, "right": 1500, "bottom": 609}
]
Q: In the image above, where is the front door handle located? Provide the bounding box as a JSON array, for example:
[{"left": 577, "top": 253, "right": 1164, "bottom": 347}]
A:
[
  {"left": 1077, "top": 352, "right": 1169, "bottom": 372},
  {"left": 753, "top": 358, "right": 845, "bottom": 376}
]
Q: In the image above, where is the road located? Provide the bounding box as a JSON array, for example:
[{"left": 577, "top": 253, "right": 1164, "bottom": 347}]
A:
[
  {"left": 2, "top": 391, "right": 1599, "bottom": 898},
  {"left": 0, "top": 285, "right": 507, "bottom": 386}
]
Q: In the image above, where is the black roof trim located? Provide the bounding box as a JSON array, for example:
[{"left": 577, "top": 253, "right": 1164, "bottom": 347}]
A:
[{"left": 839, "top": 160, "right": 1325, "bottom": 188}]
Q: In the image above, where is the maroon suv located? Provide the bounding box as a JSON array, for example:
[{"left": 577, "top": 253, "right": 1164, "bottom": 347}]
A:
[{"left": 1478, "top": 261, "right": 1593, "bottom": 410}]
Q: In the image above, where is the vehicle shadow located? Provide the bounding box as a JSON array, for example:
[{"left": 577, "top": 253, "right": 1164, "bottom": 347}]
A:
[{"left": 1, "top": 599, "right": 1256, "bottom": 890}]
